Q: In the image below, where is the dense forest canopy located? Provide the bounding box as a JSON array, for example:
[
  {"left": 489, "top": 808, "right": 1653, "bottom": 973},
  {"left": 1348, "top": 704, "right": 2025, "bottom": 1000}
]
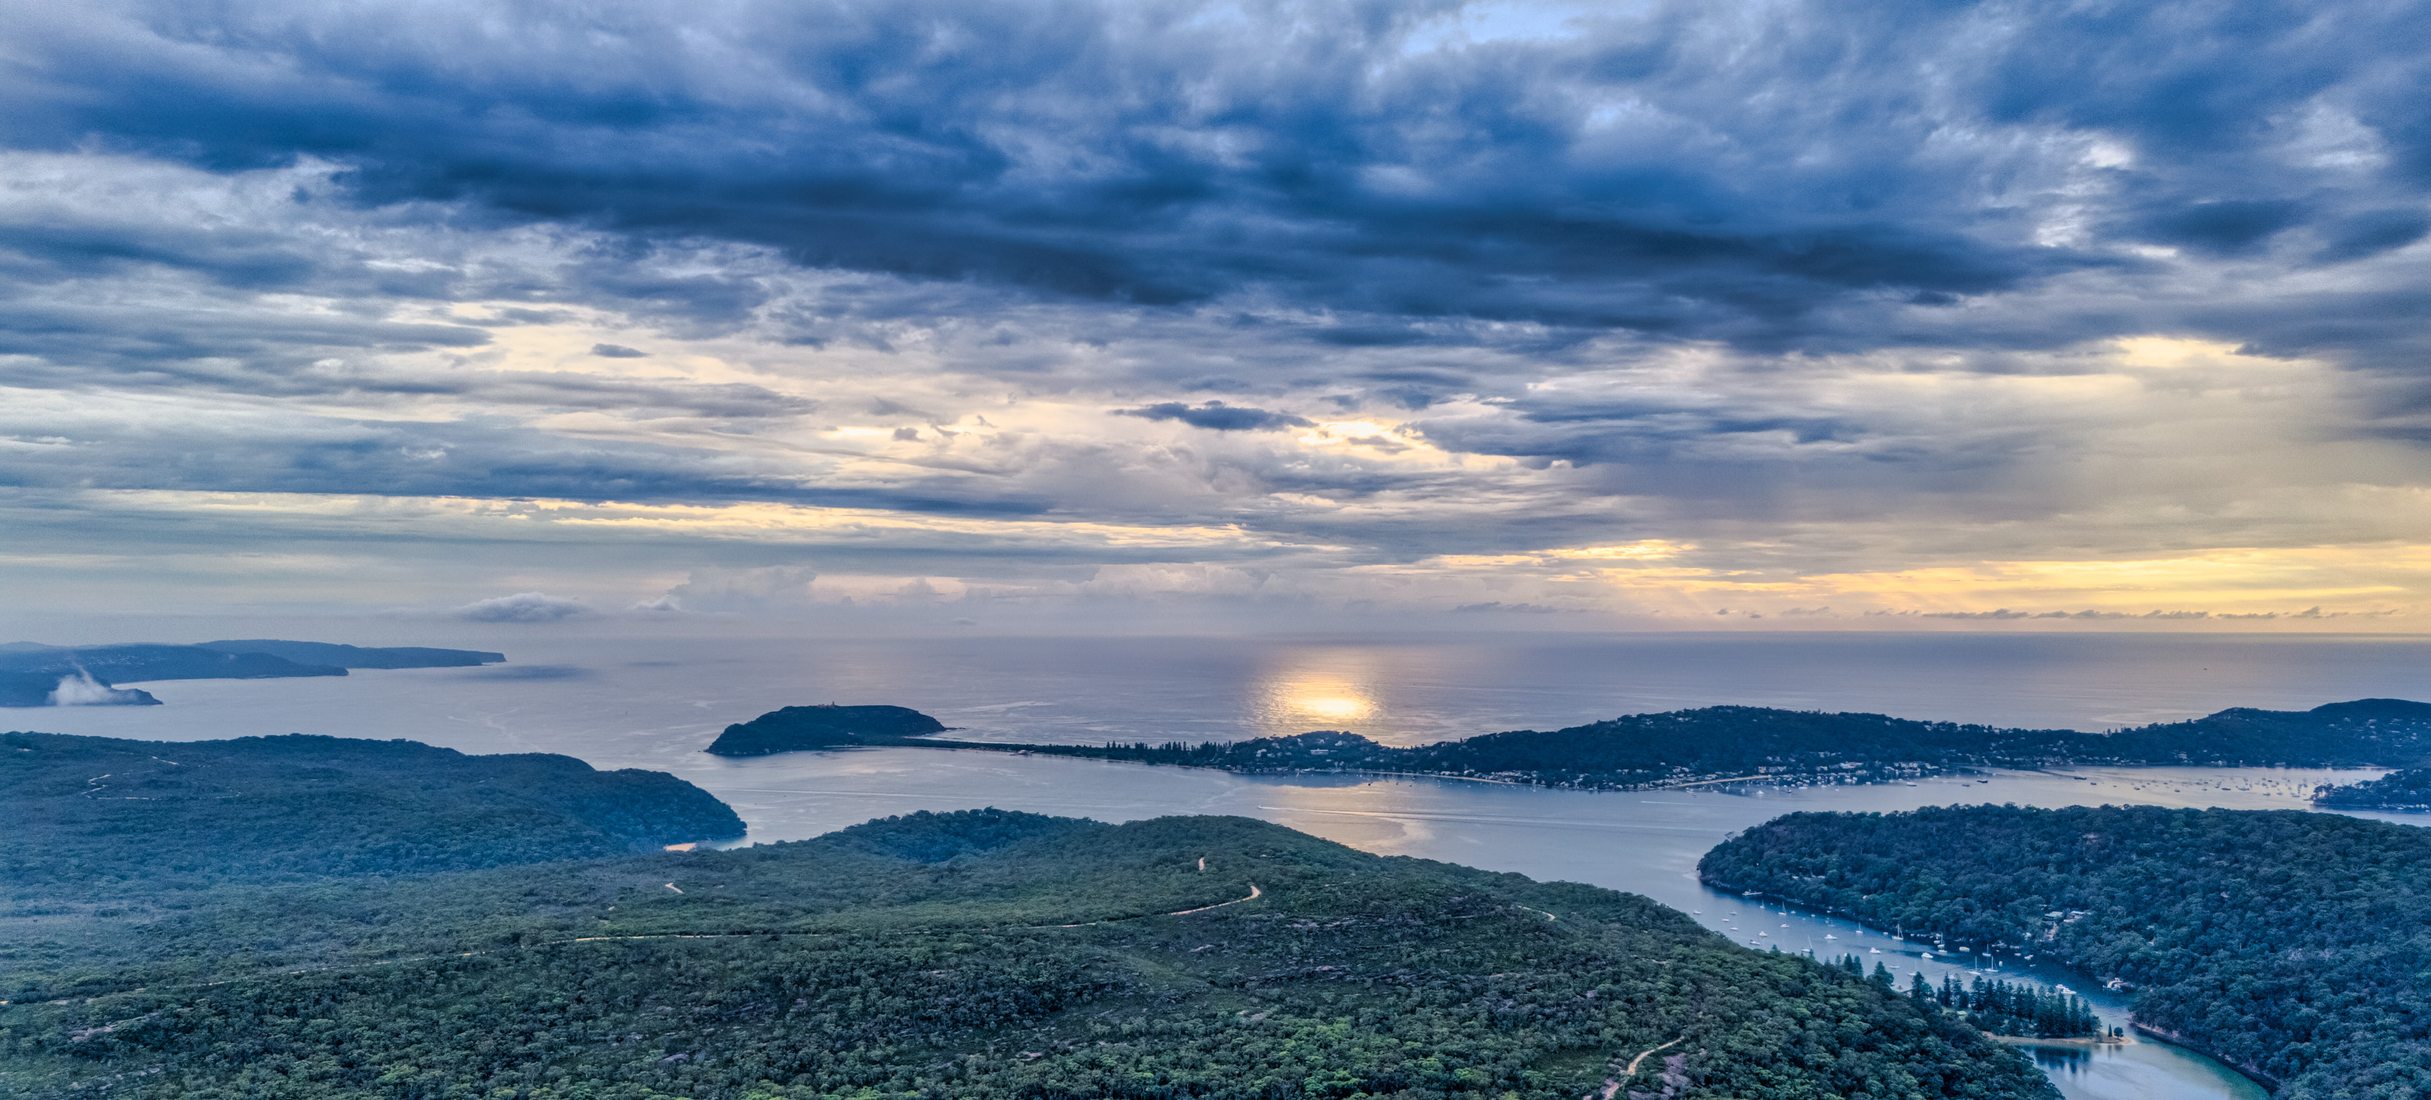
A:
[
  {"left": 719, "top": 699, "right": 2431, "bottom": 790},
  {"left": 0, "top": 731, "right": 743, "bottom": 899},
  {"left": 2, "top": 802, "right": 2057, "bottom": 1100},
  {"left": 1699, "top": 805, "right": 2431, "bottom": 1100},
  {"left": 0, "top": 731, "right": 2073, "bottom": 1098},
  {"left": 2314, "top": 766, "right": 2431, "bottom": 811},
  {"left": 1821, "top": 954, "right": 2101, "bottom": 1041}
]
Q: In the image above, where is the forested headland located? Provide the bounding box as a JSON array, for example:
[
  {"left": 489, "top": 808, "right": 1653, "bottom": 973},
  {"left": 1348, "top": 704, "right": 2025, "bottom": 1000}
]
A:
[
  {"left": 2314, "top": 766, "right": 2431, "bottom": 811},
  {"left": 0, "top": 639, "right": 505, "bottom": 707},
  {"left": 1698, "top": 804, "right": 2431, "bottom": 1100},
  {"left": 712, "top": 698, "right": 2431, "bottom": 791},
  {"left": 0, "top": 731, "right": 744, "bottom": 900}
]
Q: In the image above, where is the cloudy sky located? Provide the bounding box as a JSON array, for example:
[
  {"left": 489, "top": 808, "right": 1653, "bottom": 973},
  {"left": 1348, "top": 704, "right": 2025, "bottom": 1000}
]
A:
[{"left": 3, "top": 0, "right": 2429, "bottom": 634}]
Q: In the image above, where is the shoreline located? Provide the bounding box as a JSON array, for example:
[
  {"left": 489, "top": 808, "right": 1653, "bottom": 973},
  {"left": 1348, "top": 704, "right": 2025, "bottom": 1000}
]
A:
[
  {"left": 732, "top": 737, "right": 2383, "bottom": 802},
  {"left": 1991, "top": 1033, "right": 2131, "bottom": 1049},
  {"left": 1692, "top": 881, "right": 2272, "bottom": 1097}
]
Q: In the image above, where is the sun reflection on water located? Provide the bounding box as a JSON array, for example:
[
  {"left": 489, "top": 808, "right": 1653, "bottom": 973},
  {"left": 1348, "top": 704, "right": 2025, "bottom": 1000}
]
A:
[
  {"left": 1256, "top": 659, "right": 1384, "bottom": 733},
  {"left": 1289, "top": 690, "right": 1374, "bottom": 722}
]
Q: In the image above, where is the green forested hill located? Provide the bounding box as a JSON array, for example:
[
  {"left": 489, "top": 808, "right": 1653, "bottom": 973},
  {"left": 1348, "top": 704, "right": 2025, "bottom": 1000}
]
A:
[
  {"left": 0, "top": 731, "right": 744, "bottom": 898},
  {"left": 3, "top": 806, "right": 2055, "bottom": 1100},
  {"left": 2315, "top": 766, "right": 2431, "bottom": 811},
  {"left": 1699, "top": 805, "right": 2431, "bottom": 1100}
]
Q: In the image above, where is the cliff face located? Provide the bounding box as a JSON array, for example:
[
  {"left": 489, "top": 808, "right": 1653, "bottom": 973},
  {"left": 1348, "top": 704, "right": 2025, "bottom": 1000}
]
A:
[{"left": 706, "top": 704, "right": 948, "bottom": 756}]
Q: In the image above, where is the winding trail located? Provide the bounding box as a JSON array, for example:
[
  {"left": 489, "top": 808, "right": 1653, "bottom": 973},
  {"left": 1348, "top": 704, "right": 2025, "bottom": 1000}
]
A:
[
  {"left": 1622, "top": 1036, "right": 1682, "bottom": 1077},
  {"left": 1588, "top": 1035, "right": 1683, "bottom": 1100},
  {"left": 1167, "top": 882, "right": 1261, "bottom": 916}
]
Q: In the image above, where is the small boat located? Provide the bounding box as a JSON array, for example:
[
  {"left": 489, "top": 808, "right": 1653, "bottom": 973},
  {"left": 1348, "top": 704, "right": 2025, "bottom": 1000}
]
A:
[
  {"left": 1825, "top": 934, "right": 1837, "bottom": 940},
  {"left": 1870, "top": 948, "right": 1882, "bottom": 954}
]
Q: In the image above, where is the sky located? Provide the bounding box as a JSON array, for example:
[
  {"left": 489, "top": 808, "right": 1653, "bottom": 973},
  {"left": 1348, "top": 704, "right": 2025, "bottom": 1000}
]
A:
[{"left": 2, "top": 0, "right": 2429, "bottom": 637}]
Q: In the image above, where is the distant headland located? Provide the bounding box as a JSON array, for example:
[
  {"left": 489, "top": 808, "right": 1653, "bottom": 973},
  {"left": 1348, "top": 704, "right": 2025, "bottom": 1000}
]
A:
[
  {"left": 705, "top": 698, "right": 2431, "bottom": 794},
  {"left": 0, "top": 639, "right": 506, "bottom": 707}
]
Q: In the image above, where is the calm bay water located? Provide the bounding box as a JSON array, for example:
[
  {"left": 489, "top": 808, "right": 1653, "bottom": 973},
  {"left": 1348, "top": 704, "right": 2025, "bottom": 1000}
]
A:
[{"left": 21, "top": 630, "right": 2431, "bottom": 1100}]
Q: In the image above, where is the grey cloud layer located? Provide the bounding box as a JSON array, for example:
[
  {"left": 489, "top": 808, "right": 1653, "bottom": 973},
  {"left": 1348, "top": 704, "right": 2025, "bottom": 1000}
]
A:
[
  {"left": 2, "top": 0, "right": 2430, "bottom": 620},
  {"left": 1119, "top": 401, "right": 1314, "bottom": 431},
  {"left": 6, "top": 0, "right": 2424, "bottom": 353}
]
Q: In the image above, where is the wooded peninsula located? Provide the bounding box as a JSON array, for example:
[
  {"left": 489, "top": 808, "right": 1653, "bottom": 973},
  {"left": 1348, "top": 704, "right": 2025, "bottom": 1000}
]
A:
[
  {"left": 0, "top": 639, "right": 506, "bottom": 707},
  {"left": 708, "top": 698, "right": 2431, "bottom": 790},
  {"left": 1699, "top": 804, "right": 2431, "bottom": 1100}
]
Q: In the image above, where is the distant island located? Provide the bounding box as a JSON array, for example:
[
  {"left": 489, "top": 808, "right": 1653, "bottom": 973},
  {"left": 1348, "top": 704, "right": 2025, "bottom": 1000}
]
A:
[
  {"left": 704, "top": 703, "right": 950, "bottom": 755},
  {"left": 3, "top": 741, "right": 2058, "bottom": 1100},
  {"left": 1700, "top": 805, "right": 2431, "bottom": 1100},
  {"left": 0, "top": 639, "right": 506, "bottom": 707},
  {"left": 2314, "top": 766, "right": 2431, "bottom": 811},
  {"left": 705, "top": 698, "right": 2431, "bottom": 790}
]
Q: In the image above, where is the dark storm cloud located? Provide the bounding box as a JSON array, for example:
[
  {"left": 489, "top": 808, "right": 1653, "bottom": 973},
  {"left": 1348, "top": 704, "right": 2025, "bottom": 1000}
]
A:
[
  {"left": 0, "top": 2, "right": 2231, "bottom": 346},
  {"left": 1415, "top": 397, "right": 1870, "bottom": 469},
  {"left": 2315, "top": 209, "right": 2431, "bottom": 264},
  {"left": 0, "top": 1, "right": 2422, "bottom": 364},
  {"left": 2125, "top": 199, "right": 2310, "bottom": 257},
  {"left": 0, "top": 413, "right": 1048, "bottom": 517},
  {"left": 0, "top": 218, "right": 321, "bottom": 289},
  {"left": 1118, "top": 401, "right": 1314, "bottom": 432},
  {"left": 0, "top": 309, "right": 815, "bottom": 418},
  {"left": 0, "top": 297, "right": 491, "bottom": 375}
]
